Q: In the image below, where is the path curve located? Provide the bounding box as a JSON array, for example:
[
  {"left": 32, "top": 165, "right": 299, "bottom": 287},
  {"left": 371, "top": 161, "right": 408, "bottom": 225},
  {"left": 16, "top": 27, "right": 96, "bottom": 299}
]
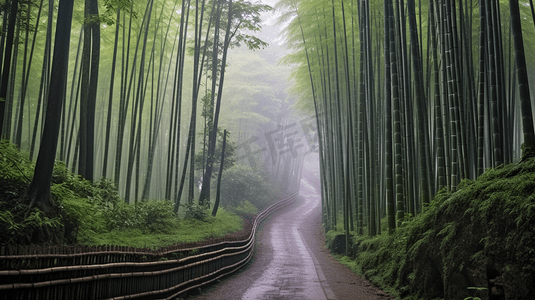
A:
[{"left": 187, "top": 153, "right": 393, "bottom": 300}]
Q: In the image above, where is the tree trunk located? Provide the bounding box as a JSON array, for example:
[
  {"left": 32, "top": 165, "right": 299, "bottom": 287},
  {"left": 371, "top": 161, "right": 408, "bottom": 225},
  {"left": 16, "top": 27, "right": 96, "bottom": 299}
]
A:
[
  {"left": 79, "top": 0, "right": 99, "bottom": 181},
  {"left": 25, "top": 0, "right": 74, "bottom": 227},
  {"left": 212, "top": 130, "right": 227, "bottom": 217},
  {"left": 102, "top": 8, "right": 121, "bottom": 178},
  {"left": 0, "top": 0, "right": 19, "bottom": 138},
  {"left": 510, "top": 0, "right": 535, "bottom": 160}
]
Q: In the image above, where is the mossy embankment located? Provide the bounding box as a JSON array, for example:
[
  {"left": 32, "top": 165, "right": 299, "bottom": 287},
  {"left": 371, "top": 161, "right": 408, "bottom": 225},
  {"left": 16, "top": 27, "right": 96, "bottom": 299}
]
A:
[
  {"left": 327, "top": 157, "right": 535, "bottom": 300},
  {"left": 0, "top": 141, "right": 244, "bottom": 248}
]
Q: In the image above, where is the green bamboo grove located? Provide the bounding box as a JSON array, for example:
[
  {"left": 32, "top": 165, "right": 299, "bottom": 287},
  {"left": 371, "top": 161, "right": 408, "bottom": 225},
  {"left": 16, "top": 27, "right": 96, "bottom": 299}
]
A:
[
  {"left": 0, "top": 0, "right": 288, "bottom": 214},
  {"left": 278, "top": 0, "right": 535, "bottom": 245}
]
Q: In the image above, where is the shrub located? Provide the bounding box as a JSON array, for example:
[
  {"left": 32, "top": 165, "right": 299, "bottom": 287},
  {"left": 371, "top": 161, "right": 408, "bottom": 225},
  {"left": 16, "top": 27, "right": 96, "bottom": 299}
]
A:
[
  {"left": 0, "top": 199, "right": 62, "bottom": 244},
  {"left": 0, "top": 141, "right": 33, "bottom": 183},
  {"left": 136, "top": 200, "right": 178, "bottom": 232},
  {"left": 104, "top": 200, "right": 179, "bottom": 232},
  {"left": 230, "top": 200, "right": 258, "bottom": 215},
  {"left": 183, "top": 202, "right": 210, "bottom": 222},
  {"left": 220, "top": 164, "right": 276, "bottom": 211}
]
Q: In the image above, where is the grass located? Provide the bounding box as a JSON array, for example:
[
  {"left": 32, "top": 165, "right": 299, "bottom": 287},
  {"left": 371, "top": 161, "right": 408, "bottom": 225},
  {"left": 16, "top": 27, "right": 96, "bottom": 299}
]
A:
[{"left": 79, "top": 207, "right": 243, "bottom": 248}]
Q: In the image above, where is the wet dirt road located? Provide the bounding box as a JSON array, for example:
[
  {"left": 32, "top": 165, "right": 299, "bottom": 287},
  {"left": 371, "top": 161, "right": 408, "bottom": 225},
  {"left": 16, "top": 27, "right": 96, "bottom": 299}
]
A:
[{"left": 187, "top": 153, "right": 393, "bottom": 300}]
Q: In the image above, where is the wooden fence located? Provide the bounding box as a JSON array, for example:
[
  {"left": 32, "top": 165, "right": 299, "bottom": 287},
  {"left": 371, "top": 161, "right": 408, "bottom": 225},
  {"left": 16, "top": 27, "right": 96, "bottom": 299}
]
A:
[{"left": 0, "top": 192, "right": 298, "bottom": 300}]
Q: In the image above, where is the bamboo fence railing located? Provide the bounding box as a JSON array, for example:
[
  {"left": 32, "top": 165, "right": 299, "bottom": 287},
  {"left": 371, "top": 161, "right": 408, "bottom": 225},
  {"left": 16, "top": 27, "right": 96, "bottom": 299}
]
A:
[{"left": 0, "top": 192, "right": 298, "bottom": 300}]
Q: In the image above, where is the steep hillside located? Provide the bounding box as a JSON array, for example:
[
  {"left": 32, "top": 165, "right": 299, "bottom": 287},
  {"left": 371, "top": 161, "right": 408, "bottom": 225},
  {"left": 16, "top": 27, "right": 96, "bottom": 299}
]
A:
[{"left": 337, "top": 157, "right": 535, "bottom": 300}]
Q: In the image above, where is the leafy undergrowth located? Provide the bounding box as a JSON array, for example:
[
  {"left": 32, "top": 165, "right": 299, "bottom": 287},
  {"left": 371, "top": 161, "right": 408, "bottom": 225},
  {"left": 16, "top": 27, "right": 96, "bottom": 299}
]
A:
[
  {"left": 79, "top": 206, "right": 243, "bottom": 248},
  {"left": 328, "top": 156, "right": 535, "bottom": 300},
  {"left": 0, "top": 141, "right": 243, "bottom": 248}
]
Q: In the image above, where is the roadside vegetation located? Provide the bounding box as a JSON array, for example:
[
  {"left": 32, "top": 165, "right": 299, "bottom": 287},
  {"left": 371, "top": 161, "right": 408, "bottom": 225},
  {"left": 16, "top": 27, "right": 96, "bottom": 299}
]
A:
[
  {"left": 326, "top": 156, "right": 535, "bottom": 300},
  {"left": 0, "top": 141, "right": 276, "bottom": 248}
]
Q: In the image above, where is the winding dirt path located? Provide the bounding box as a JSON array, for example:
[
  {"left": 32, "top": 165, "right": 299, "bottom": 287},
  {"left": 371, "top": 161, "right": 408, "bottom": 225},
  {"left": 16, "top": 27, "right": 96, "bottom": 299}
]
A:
[{"left": 187, "top": 154, "right": 393, "bottom": 300}]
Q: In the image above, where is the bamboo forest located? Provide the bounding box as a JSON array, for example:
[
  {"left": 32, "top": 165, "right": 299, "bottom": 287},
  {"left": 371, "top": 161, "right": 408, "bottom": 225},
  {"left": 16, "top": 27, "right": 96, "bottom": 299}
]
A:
[{"left": 1, "top": 0, "right": 535, "bottom": 299}]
